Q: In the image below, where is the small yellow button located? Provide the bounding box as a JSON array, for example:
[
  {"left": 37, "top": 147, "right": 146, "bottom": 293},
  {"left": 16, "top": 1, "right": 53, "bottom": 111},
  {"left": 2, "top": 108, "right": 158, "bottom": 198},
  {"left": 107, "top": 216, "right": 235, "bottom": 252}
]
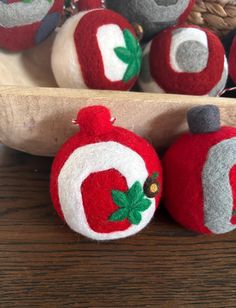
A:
[{"left": 150, "top": 183, "right": 158, "bottom": 194}]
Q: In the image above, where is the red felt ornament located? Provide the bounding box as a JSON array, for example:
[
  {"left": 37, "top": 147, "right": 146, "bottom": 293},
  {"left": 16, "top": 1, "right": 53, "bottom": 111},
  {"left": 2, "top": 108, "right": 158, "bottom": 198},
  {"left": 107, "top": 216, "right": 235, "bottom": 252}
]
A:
[
  {"left": 228, "top": 38, "right": 236, "bottom": 85},
  {"left": 50, "top": 105, "right": 162, "bottom": 240},
  {"left": 163, "top": 105, "right": 236, "bottom": 234},
  {"left": 77, "top": 0, "right": 104, "bottom": 11},
  {"left": 51, "top": 9, "right": 142, "bottom": 91},
  {"left": 139, "top": 25, "right": 228, "bottom": 96},
  {"left": 222, "top": 29, "right": 236, "bottom": 97},
  {"left": 0, "top": 0, "right": 64, "bottom": 51}
]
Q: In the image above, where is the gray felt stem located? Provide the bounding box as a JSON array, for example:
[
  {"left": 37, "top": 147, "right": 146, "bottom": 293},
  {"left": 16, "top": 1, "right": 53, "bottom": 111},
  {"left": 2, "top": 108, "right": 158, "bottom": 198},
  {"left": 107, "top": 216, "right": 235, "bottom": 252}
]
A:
[{"left": 187, "top": 105, "right": 221, "bottom": 134}]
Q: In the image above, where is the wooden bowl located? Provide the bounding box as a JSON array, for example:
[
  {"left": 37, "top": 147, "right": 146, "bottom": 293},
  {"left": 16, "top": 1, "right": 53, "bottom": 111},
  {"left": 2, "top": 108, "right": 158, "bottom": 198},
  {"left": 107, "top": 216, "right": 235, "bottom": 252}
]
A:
[
  {"left": 0, "top": 3, "right": 236, "bottom": 157},
  {"left": 1, "top": 86, "right": 236, "bottom": 156}
]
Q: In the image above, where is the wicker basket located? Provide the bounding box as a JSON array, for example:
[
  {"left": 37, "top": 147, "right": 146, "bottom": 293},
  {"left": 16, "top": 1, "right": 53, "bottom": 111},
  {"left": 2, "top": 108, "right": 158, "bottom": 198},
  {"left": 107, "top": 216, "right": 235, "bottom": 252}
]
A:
[{"left": 188, "top": 0, "right": 236, "bottom": 36}]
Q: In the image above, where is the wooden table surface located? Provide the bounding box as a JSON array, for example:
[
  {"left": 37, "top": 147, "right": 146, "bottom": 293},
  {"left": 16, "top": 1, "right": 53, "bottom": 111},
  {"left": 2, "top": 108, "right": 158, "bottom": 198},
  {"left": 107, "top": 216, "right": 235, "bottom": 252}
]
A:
[{"left": 0, "top": 144, "right": 236, "bottom": 308}]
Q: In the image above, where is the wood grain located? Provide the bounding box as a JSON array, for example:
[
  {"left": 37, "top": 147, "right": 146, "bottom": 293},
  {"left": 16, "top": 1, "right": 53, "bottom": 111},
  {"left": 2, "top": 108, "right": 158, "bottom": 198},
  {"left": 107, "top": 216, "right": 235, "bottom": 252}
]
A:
[
  {"left": 1, "top": 86, "right": 236, "bottom": 156},
  {"left": 0, "top": 144, "right": 236, "bottom": 307}
]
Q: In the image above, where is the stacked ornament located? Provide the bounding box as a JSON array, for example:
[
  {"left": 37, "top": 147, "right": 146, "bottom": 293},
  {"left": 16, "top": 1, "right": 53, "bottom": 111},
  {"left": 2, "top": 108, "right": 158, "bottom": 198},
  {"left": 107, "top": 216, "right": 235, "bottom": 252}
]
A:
[
  {"left": 0, "top": 0, "right": 233, "bottom": 96},
  {"left": 52, "top": 0, "right": 229, "bottom": 96},
  {"left": 0, "top": 0, "right": 64, "bottom": 51},
  {"left": 103, "top": 0, "right": 228, "bottom": 96}
]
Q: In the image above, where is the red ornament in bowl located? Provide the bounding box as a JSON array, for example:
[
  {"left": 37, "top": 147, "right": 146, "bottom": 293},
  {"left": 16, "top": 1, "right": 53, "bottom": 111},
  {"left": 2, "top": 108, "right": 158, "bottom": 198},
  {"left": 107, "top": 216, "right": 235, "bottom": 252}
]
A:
[
  {"left": 51, "top": 9, "right": 142, "bottom": 90},
  {"left": 0, "top": 0, "right": 64, "bottom": 51}
]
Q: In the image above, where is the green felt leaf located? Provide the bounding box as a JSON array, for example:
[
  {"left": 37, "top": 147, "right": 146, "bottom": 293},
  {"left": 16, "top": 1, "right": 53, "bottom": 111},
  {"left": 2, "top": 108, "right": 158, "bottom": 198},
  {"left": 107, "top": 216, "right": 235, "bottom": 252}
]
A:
[
  {"left": 135, "top": 199, "right": 152, "bottom": 212},
  {"left": 152, "top": 172, "right": 159, "bottom": 179},
  {"left": 109, "top": 208, "right": 129, "bottom": 222},
  {"left": 123, "top": 59, "right": 139, "bottom": 83},
  {"left": 113, "top": 29, "right": 142, "bottom": 83},
  {"left": 135, "top": 56, "right": 142, "bottom": 77},
  {"left": 110, "top": 181, "right": 152, "bottom": 225},
  {"left": 128, "top": 211, "right": 142, "bottom": 225},
  {"left": 137, "top": 43, "right": 142, "bottom": 59},
  {"left": 112, "top": 190, "right": 129, "bottom": 208},
  {"left": 126, "top": 181, "right": 145, "bottom": 205},
  {"left": 114, "top": 47, "right": 133, "bottom": 64},
  {"left": 123, "top": 29, "right": 138, "bottom": 54},
  {"left": 233, "top": 210, "right": 236, "bottom": 216}
]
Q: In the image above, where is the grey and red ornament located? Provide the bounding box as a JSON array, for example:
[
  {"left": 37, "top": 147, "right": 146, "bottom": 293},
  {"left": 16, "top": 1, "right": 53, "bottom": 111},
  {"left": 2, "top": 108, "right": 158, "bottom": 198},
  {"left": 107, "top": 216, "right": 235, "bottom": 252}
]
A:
[
  {"left": 105, "top": 0, "right": 195, "bottom": 42},
  {"left": 163, "top": 105, "right": 236, "bottom": 234},
  {"left": 139, "top": 25, "right": 228, "bottom": 96},
  {"left": 0, "top": 0, "right": 64, "bottom": 51}
]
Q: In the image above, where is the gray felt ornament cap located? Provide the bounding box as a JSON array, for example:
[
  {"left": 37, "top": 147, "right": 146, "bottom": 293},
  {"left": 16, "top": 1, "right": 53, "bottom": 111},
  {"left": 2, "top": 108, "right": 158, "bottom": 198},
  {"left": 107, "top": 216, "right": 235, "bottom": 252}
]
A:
[{"left": 187, "top": 105, "right": 221, "bottom": 134}]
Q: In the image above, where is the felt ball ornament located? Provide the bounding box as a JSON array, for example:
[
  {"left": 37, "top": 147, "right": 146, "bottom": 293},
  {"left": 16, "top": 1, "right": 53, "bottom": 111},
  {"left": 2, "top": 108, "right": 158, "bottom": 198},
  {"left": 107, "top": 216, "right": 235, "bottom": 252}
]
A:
[
  {"left": 163, "top": 105, "right": 236, "bottom": 234},
  {"left": 105, "top": 0, "right": 195, "bottom": 42},
  {"left": 51, "top": 9, "right": 142, "bottom": 90},
  {"left": 222, "top": 29, "right": 236, "bottom": 89},
  {"left": 0, "top": 0, "right": 64, "bottom": 51},
  {"left": 50, "top": 106, "right": 162, "bottom": 241},
  {"left": 139, "top": 25, "right": 228, "bottom": 96}
]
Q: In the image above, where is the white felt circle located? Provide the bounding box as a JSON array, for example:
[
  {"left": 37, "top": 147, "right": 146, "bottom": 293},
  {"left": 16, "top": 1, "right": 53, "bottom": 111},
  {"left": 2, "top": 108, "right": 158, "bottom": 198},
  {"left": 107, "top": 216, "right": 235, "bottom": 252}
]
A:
[
  {"left": 170, "top": 28, "right": 208, "bottom": 73},
  {"left": 57, "top": 141, "right": 156, "bottom": 240},
  {"left": 0, "top": 0, "right": 54, "bottom": 28},
  {"left": 97, "top": 24, "right": 128, "bottom": 82}
]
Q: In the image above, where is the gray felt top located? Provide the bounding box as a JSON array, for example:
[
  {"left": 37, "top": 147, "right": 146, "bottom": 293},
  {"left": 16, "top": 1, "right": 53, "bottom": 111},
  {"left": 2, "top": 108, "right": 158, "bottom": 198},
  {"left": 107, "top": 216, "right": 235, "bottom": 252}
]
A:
[{"left": 187, "top": 105, "right": 221, "bottom": 134}]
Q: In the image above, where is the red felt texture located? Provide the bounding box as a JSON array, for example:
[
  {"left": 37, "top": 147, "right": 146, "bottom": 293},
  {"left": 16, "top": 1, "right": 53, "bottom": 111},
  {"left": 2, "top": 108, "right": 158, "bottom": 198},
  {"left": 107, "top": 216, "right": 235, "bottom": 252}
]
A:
[
  {"left": 6, "top": 0, "right": 21, "bottom": 3},
  {"left": 229, "top": 36, "right": 236, "bottom": 84},
  {"left": 76, "top": 105, "right": 113, "bottom": 136},
  {"left": 50, "top": 106, "right": 163, "bottom": 233},
  {"left": 178, "top": 0, "right": 195, "bottom": 24},
  {"left": 230, "top": 165, "right": 236, "bottom": 225},
  {"left": 77, "top": 0, "right": 103, "bottom": 11},
  {"left": 0, "top": 22, "right": 40, "bottom": 51},
  {"left": 0, "top": 0, "right": 64, "bottom": 51},
  {"left": 81, "top": 169, "right": 131, "bottom": 233},
  {"left": 74, "top": 9, "right": 137, "bottom": 90},
  {"left": 163, "top": 126, "right": 236, "bottom": 234},
  {"left": 149, "top": 25, "right": 225, "bottom": 95}
]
